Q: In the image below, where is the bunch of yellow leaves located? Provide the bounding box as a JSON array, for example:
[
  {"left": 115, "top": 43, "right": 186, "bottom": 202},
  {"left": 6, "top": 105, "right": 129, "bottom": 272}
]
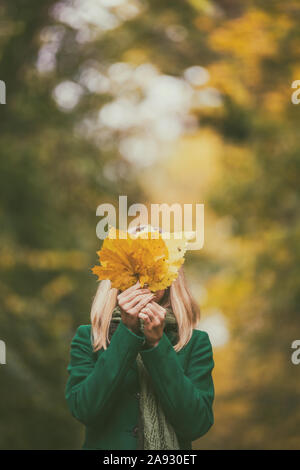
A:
[{"left": 92, "top": 227, "right": 189, "bottom": 292}]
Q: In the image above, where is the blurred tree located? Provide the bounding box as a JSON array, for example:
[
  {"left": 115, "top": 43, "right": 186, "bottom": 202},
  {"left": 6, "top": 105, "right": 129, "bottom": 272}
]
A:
[{"left": 0, "top": 0, "right": 140, "bottom": 449}]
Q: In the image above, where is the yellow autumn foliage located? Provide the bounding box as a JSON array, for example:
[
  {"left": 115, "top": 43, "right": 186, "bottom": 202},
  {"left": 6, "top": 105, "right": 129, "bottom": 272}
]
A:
[{"left": 92, "top": 227, "right": 189, "bottom": 291}]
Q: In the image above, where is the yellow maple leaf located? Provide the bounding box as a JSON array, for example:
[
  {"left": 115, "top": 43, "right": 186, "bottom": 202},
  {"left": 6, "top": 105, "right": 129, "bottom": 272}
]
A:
[{"left": 92, "top": 227, "right": 188, "bottom": 291}]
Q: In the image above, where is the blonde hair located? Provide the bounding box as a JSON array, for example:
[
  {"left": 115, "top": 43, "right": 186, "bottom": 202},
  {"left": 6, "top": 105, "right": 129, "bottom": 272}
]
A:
[{"left": 90, "top": 267, "right": 200, "bottom": 352}]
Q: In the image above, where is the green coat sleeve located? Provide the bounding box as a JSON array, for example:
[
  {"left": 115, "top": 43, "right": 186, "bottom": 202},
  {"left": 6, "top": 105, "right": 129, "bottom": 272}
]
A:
[
  {"left": 65, "top": 321, "right": 144, "bottom": 426},
  {"left": 140, "top": 330, "right": 214, "bottom": 441}
]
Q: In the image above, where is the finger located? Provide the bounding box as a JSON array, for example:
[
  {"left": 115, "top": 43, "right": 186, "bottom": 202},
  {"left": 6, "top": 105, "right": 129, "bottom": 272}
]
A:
[
  {"left": 138, "top": 312, "right": 151, "bottom": 323},
  {"left": 117, "top": 282, "right": 140, "bottom": 300},
  {"left": 142, "top": 306, "right": 155, "bottom": 323},
  {"left": 136, "top": 293, "right": 155, "bottom": 309},
  {"left": 130, "top": 294, "right": 154, "bottom": 314},
  {"left": 123, "top": 293, "right": 153, "bottom": 313},
  {"left": 150, "top": 301, "right": 166, "bottom": 314},
  {"left": 118, "top": 288, "right": 150, "bottom": 303},
  {"left": 121, "top": 281, "right": 141, "bottom": 295},
  {"left": 149, "top": 301, "right": 165, "bottom": 313},
  {"left": 126, "top": 288, "right": 151, "bottom": 301},
  {"left": 147, "top": 303, "right": 165, "bottom": 321},
  {"left": 131, "top": 280, "right": 141, "bottom": 290},
  {"left": 147, "top": 302, "right": 163, "bottom": 316},
  {"left": 121, "top": 295, "right": 145, "bottom": 312},
  {"left": 141, "top": 305, "right": 151, "bottom": 313},
  {"left": 139, "top": 311, "right": 152, "bottom": 326},
  {"left": 122, "top": 291, "right": 152, "bottom": 309}
]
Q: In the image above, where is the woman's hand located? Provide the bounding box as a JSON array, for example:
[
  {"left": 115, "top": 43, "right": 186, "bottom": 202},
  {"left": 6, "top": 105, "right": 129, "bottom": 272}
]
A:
[
  {"left": 117, "top": 282, "right": 154, "bottom": 335},
  {"left": 138, "top": 301, "right": 166, "bottom": 348}
]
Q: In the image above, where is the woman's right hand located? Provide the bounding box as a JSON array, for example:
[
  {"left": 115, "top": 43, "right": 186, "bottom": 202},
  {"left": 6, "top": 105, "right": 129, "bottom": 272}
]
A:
[{"left": 117, "top": 282, "right": 154, "bottom": 334}]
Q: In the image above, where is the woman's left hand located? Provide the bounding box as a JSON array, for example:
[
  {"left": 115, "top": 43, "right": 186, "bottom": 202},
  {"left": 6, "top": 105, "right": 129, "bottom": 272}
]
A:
[{"left": 138, "top": 301, "right": 166, "bottom": 348}]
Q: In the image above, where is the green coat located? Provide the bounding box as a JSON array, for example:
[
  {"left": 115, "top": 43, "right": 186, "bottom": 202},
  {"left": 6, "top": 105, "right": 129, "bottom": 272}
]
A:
[{"left": 65, "top": 320, "right": 214, "bottom": 450}]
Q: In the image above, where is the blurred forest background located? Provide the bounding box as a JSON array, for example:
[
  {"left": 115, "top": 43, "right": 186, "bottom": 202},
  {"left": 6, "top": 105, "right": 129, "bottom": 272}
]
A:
[{"left": 0, "top": 0, "right": 300, "bottom": 449}]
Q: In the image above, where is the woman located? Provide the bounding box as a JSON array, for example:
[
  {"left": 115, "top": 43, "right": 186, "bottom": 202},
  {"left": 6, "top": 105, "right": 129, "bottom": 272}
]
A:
[{"left": 65, "top": 249, "right": 214, "bottom": 450}]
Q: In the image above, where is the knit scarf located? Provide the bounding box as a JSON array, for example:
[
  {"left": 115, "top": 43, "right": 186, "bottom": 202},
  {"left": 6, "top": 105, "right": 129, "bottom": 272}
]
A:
[{"left": 109, "top": 306, "right": 180, "bottom": 450}]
